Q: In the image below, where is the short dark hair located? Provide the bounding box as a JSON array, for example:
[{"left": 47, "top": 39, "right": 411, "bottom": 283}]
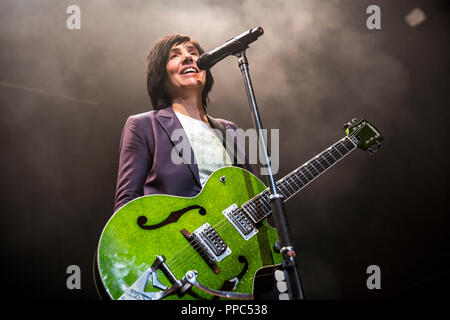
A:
[{"left": 146, "top": 34, "right": 214, "bottom": 110}]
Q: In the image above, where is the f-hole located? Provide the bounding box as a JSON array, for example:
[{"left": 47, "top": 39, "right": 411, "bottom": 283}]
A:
[{"left": 137, "top": 205, "right": 206, "bottom": 230}]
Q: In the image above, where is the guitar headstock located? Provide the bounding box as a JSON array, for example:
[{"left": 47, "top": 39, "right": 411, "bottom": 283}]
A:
[{"left": 344, "top": 118, "right": 383, "bottom": 153}]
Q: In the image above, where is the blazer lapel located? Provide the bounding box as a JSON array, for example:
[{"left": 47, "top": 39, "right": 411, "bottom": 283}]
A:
[{"left": 155, "top": 107, "right": 201, "bottom": 187}]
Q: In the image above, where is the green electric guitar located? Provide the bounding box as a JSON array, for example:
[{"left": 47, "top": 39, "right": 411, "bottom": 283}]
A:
[{"left": 95, "top": 118, "right": 383, "bottom": 300}]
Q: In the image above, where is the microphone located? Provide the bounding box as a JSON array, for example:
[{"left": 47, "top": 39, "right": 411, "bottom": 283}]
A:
[{"left": 196, "top": 26, "right": 264, "bottom": 70}]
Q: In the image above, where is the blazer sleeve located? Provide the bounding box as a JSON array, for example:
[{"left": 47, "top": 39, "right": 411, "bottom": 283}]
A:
[{"left": 114, "top": 116, "right": 152, "bottom": 212}]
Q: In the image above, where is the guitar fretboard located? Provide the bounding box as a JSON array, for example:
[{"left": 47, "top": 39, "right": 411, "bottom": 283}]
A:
[{"left": 241, "top": 136, "right": 357, "bottom": 224}]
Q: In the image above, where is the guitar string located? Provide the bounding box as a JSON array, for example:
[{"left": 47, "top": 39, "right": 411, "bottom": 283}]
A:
[
  {"left": 166, "top": 215, "right": 236, "bottom": 270},
  {"left": 166, "top": 190, "right": 278, "bottom": 267},
  {"left": 166, "top": 204, "right": 267, "bottom": 271},
  {"left": 163, "top": 193, "right": 275, "bottom": 270},
  {"left": 166, "top": 135, "right": 361, "bottom": 270},
  {"left": 165, "top": 214, "right": 230, "bottom": 265},
  {"left": 167, "top": 217, "right": 241, "bottom": 273},
  {"left": 164, "top": 206, "right": 253, "bottom": 267},
  {"left": 163, "top": 130, "right": 364, "bottom": 272}
]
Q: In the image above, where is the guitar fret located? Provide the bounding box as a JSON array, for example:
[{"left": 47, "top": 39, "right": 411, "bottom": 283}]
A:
[
  {"left": 324, "top": 150, "right": 336, "bottom": 163},
  {"left": 290, "top": 172, "right": 305, "bottom": 189},
  {"left": 248, "top": 190, "right": 271, "bottom": 221},
  {"left": 319, "top": 154, "right": 331, "bottom": 167},
  {"left": 261, "top": 202, "right": 271, "bottom": 214},
  {"left": 330, "top": 147, "right": 342, "bottom": 160},
  {"left": 255, "top": 207, "right": 267, "bottom": 222},
  {"left": 286, "top": 175, "right": 301, "bottom": 190},
  {"left": 282, "top": 178, "right": 296, "bottom": 194},
  {"left": 296, "top": 170, "right": 310, "bottom": 185},
  {"left": 247, "top": 191, "right": 271, "bottom": 222},
  {"left": 305, "top": 163, "right": 319, "bottom": 176},
  {"left": 242, "top": 203, "right": 259, "bottom": 223},
  {"left": 335, "top": 142, "right": 348, "bottom": 156},
  {"left": 262, "top": 190, "right": 272, "bottom": 209},
  {"left": 285, "top": 182, "right": 296, "bottom": 196},
  {"left": 260, "top": 193, "right": 271, "bottom": 207},
  {"left": 279, "top": 182, "right": 293, "bottom": 198},
  {"left": 316, "top": 159, "right": 328, "bottom": 172},
  {"left": 300, "top": 167, "right": 313, "bottom": 181},
  {"left": 293, "top": 173, "right": 305, "bottom": 188},
  {"left": 257, "top": 204, "right": 270, "bottom": 218},
  {"left": 343, "top": 137, "right": 356, "bottom": 150},
  {"left": 249, "top": 201, "right": 261, "bottom": 219},
  {"left": 339, "top": 139, "right": 351, "bottom": 152},
  {"left": 259, "top": 198, "right": 268, "bottom": 210},
  {"left": 262, "top": 189, "right": 271, "bottom": 200},
  {"left": 251, "top": 201, "right": 265, "bottom": 221},
  {"left": 277, "top": 181, "right": 287, "bottom": 197},
  {"left": 311, "top": 158, "right": 325, "bottom": 172},
  {"left": 256, "top": 195, "right": 270, "bottom": 211},
  {"left": 284, "top": 170, "right": 312, "bottom": 199}
]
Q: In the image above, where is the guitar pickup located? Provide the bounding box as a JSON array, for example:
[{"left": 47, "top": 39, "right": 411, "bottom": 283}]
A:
[
  {"left": 223, "top": 204, "right": 258, "bottom": 241},
  {"left": 192, "top": 223, "right": 231, "bottom": 262}
]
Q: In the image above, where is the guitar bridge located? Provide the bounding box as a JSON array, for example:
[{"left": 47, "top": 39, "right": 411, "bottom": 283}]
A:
[{"left": 180, "top": 223, "right": 231, "bottom": 274}]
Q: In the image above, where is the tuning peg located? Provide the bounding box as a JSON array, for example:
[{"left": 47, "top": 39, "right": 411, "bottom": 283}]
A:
[
  {"left": 343, "top": 122, "right": 352, "bottom": 130},
  {"left": 376, "top": 142, "right": 383, "bottom": 150},
  {"left": 351, "top": 118, "right": 359, "bottom": 124}
]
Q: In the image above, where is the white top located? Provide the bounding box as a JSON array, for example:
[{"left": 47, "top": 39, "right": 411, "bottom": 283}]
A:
[{"left": 175, "top": 111, "right": 233, "bottom": 186}]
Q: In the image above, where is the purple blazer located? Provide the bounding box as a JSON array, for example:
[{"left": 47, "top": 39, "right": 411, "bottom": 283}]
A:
[{"left": 114, "top": 106, "right": 252, "bottom": 212}]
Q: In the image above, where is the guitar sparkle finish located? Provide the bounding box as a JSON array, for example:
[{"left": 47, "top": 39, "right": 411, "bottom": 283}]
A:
[{"left": 97, "top": 167, "right": 282, "bottom": 300}]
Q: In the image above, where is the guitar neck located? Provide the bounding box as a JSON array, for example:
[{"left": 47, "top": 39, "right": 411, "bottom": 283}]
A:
[{"left": 242, "top": 136, "right": 357, "bottom": 224}]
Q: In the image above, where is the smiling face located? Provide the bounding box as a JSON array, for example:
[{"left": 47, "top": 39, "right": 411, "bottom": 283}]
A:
[{"left": 164, "top": 42, "right": 206, "bottom": 101}]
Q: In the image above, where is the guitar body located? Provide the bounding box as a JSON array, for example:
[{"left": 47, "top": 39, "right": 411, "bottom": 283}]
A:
[{"left": 96, "top": 166, "right": 282, "bottom": 300}]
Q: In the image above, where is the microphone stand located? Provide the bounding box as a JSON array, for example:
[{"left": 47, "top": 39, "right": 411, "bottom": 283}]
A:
[{"left": 235, "top": 51, "right": 305, "bottom": 300}]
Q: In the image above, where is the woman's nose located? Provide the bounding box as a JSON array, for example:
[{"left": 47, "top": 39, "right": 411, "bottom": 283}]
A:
[{"left": 181, "top": 52, "right": 194, "bottom": 63}]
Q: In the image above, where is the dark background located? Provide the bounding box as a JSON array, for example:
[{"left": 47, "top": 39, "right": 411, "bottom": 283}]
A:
[{"left": 1, "top": 0, "right": 449, "bottom": 299}]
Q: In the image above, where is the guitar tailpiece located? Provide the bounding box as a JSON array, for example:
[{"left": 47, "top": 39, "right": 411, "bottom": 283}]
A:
[
  {"left": 118, "top": 255, "right": 185, "bottom": 300},
  {"left": 118, "top": 267, "right": 180, "bottom": 300},
  {"left": 117, "top": 268, "right": 253, "bottom": 300}
]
